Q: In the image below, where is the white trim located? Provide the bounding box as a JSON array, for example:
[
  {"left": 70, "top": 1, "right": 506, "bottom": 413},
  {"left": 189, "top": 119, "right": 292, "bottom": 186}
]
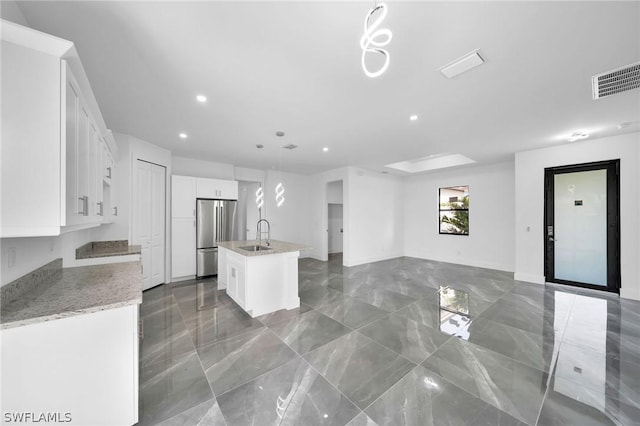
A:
[
  {"left": 404, "top": 251, "right": 514, "bottom": 273},
  {"left": 514, "top": 272, "right": 545, "bottom": 284}
]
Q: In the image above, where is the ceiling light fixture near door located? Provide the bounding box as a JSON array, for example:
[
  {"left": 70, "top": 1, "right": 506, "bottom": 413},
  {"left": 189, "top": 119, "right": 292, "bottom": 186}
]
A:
[
  {"left": 409, "top": 114, "right": 418, "bottom": 121},
  {"left": 196, "top": 94, "right": 207, "bottom": 103},
  {"left": 568, "top": 131, "right": 589, "bottom": 142},
  {"left": 360, "top": 3, "right": 392, "bottom": 78},
  {"left": 439, "top": 50, "right": 485, "bottom": 79},
  {"left": 179, "top": 132, "right": 188, "bottom": 139},
  {"left": 323, "top": 147, "right": 329, "bottom": 152}
]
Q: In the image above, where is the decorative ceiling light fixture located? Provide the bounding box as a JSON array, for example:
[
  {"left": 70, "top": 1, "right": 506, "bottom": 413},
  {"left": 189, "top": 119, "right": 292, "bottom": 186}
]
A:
[
  {"left": 275, "top": 182, "right": 285, "bottom": 207},
  {"left": 360, "top": 2, "right": 392, "bottom": 78},
  {"left": 255, "top": 187, "right": 264, "bottom": 210}
]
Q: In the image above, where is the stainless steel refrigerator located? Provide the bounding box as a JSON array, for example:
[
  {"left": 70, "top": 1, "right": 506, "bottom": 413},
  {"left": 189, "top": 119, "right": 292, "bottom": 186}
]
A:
[{"left": 196, "top": 199, "right": 237, "bottom": 277}]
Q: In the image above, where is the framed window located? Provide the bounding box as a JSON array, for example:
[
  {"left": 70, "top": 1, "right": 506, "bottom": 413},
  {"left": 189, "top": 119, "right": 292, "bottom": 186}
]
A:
[{"left": 439, "top": 186, "right": 469, "bottom": 235}]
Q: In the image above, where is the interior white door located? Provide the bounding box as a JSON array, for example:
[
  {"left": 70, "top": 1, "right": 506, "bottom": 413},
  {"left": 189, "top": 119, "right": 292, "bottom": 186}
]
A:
[
  {"left": 328, "top": 203, "right": 343, "bottom": 254},
  {"left": 136, "top": 160, "right": 166, "bottom": 290},
  {"left": 151, "top": 165, "right": 166, "bottom": 286}
]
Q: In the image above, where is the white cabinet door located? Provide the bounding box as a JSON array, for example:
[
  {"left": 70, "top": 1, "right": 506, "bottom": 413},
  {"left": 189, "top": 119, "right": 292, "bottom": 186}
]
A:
[
  {"left": 172, "top": 175, "right": 197, "bottom": 218},
  {"left": 196, "top": 177, "right": 238, "bottom": 200},
  {"left": 196, "top": 177, "right": 217, "bottom": 199},
  {"left": 219, "top": 179, "right": 239, "bottom": 200},
  {"left": 171, "top": 218, "right": 196, "bottom": 279},
  {"left": 1, "top": 305, "right": 139, "bottom": 425},
  {"left": 65, "top": 68, "right": 82, "bottom": 226}
]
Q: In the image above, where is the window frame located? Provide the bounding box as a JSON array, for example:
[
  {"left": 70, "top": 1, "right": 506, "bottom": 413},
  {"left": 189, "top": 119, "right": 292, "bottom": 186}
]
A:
[{"left": 438, "top": 186, "right": 469, "bottom": 236}]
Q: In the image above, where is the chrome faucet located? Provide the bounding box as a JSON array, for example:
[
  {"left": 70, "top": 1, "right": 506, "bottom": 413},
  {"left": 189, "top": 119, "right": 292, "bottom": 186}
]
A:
[{"left": 257, "top": 219, "right": 271, "bottom": 247}]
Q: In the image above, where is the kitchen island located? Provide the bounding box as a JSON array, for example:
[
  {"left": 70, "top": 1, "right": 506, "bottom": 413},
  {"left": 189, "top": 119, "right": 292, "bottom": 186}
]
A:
[{"left": 217, "top": 240, "right": 310, "bottom": 317}]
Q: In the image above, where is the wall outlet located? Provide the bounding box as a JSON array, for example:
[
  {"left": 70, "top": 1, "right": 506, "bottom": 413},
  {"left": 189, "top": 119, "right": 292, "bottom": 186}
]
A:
[{"left": 8, "top": 247, "right": 16, "bottom": 269}]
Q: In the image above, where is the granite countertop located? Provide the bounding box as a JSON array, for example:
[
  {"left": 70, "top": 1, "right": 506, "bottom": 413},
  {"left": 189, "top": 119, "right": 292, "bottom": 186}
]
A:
[
  {"left": 76, "top": 240, "right": 141, "bottom": 259},
  {"left": 1, "top": 261, "right": 142, "bottom": 330},
  {"left": 217, "top": 240, "right": 311, "bottom": 257}
]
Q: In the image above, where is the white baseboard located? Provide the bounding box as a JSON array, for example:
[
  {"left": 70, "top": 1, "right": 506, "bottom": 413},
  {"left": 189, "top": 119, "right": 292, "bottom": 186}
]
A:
[
  {"left": 513, "top": 272, "right": 545, "bottom": 284},
  {"left": 404, "top": 251, "right": 514, "bottom": 273},
  {"left": 344, "top": 252, "right": 403, "bottom": 268},
  {"left": 171, "top": 275, "right": 195, "bottom": 283}
]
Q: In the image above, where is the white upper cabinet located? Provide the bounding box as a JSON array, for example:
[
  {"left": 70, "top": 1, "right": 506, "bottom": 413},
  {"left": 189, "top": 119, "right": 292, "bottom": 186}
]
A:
[
  {"left": 1, "top": 20, "right": 116, "bottom": 237},
  {"left": 196, "top": 177, "right": 238, "bottom": 200}
]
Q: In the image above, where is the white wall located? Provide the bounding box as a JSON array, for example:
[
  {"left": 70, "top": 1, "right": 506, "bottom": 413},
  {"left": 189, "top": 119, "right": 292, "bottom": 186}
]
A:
[
  {"left": 327, "top": 180, "right": 343, "bottom": 204},
  {"left": 263, "top": 170, "right": 313, "bottom": 256},
  {"left": 172, "top": 156, "right": 234, "bottom": 180},
  {"left": 403, "top": 162, "right": 515, "bottom": 271},
  {"left": 0, "top": 1, "right": 29, "bottom": 26},
  {"left": 0, "top": 230, "right": 93, "bottom": 286},
  {"left": 514, "top": 133, "right": 640, "bottom": 301},
  {"left": 346, "top": 168, "right": 404, "bottom": 266}
]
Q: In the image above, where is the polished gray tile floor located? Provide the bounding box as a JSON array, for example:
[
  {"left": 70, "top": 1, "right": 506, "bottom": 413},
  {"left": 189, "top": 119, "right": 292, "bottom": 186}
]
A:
[{"left": 138, "top": 254, "right": 640, "bottom": 425}]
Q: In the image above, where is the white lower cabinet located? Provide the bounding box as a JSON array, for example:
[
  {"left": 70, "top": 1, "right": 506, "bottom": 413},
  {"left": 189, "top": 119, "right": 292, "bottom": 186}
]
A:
[
  {"left": 0, "top": 305, "right": 139, "bottom": 425},
  {"left": 171, "top": 217, "right": 196, "bottom": 280}
]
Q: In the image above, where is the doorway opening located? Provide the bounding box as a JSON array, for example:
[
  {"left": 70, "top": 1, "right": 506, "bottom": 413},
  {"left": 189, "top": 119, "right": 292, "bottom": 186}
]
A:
[
  {"left": 236, "top": 181, "right": 263, "bottom": 241},
  {"left": 544, "top": 160, "right": 620, "bottom": 293},
  {"left": 326, "top": 180, "right": 344, "bottom": 264}
]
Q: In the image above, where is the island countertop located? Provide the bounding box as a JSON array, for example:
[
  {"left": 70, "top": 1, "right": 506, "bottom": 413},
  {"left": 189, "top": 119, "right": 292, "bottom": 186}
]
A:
[
  {"left": 217, "top": 240, "right": 311, "bottom": 257},
  {"left": 0, "top": 261, "right": 142, "bottom": 330}
]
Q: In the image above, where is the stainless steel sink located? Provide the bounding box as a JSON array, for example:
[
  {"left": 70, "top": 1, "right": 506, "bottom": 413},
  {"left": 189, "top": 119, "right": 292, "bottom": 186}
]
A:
[{"left": 239, "top": 245, "right": 272, "bottom": 252}]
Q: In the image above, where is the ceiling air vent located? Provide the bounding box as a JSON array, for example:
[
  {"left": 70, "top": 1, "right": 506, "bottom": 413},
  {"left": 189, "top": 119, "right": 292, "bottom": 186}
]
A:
[
  {"left": 592, "top": 61, "right": 640, "bottom": 100},
  {"left": 282, "top": 144, "right": 298, "bottom": 150}
]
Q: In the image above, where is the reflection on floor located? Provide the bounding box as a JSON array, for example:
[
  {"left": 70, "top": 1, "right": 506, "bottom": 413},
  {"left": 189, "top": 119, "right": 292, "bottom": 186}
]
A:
[{"left": 138, "top": 253, "right": 640, "bottom": 425}]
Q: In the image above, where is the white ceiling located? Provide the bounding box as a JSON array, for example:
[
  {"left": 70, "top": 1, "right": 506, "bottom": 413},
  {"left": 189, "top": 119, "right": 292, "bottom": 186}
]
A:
[{"left": 14, "top": 1, "right": 640, "bottom": 175}]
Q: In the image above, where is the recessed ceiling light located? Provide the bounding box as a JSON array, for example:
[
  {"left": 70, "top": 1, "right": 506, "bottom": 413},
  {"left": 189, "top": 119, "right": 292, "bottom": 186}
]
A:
[
  {"left": 196, "top": 95, "right": 207, "bottom": 103},
  {"left": 256, "top": 144, "right": 264, "bottom": 149},
  {"left": 409, "top": 114, "right": 418, "bottom": 121},
  {"left": 323, "top": 147, "right": 329, "bottom": 152},
  {"left": 179, "top": 132, "right": 188, "bottom": 139},
  {"left": 567, "top": 131, "right": 589, "bottom": 142},
  {"left": 275, "top": 131, "right": 285, "bottom": 137}
]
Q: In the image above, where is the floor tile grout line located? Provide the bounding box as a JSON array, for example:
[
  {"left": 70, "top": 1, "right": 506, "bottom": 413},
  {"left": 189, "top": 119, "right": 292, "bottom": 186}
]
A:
[
  {"left": 209, "top": 324, "right": 366, "bottom": 424},
  {"left": 532, "top": 292, "right": 578, "bottom": 426},
  {"left": 168, "top": 290, "right": 222, "bottom": 421},
  {"left": 210, "top": 328, "right": 304, "bottom": 400}
]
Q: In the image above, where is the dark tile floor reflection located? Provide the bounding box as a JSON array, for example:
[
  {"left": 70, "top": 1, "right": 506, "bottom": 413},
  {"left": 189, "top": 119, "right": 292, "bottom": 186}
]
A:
[{"left": 138, "top": 254, "right": 640, "bottom": 425}]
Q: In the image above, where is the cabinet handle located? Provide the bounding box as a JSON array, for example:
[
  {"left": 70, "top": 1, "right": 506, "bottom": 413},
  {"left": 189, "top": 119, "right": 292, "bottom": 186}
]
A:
[
  {"left": 113, "top": 206, "right": 118, "bottom": 216},
  {"left": 97, "top": 201, "right": 103, "bottom": 216},
  {"left": 78, "top": 196, "right": 88, "bottom": 216},
  {"left": 106, "top": 167, "right": 112, "bottom": 179}
]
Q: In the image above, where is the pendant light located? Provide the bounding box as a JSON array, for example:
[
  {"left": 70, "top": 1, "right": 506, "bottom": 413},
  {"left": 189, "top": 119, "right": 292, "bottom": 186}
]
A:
[{"left": 360, "top": 2, "right": 392, "bottom": 78}]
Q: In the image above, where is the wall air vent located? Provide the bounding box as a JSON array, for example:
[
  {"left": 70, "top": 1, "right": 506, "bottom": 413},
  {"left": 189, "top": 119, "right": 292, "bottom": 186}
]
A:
[
  {"left": 592, "top": 61, "right": 640, "bottom": 100},
  {"left": 282, "top": 144, "right": 298, "bottom": 150}
]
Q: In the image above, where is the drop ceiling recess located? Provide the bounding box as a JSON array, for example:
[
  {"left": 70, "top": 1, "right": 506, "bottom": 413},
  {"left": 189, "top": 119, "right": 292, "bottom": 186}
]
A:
[{"left": 592, "top": 61, "right": 640, "bottom": 100}]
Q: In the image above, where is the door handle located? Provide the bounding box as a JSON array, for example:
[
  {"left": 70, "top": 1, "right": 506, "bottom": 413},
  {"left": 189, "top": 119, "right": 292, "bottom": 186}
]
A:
[{"left": 548, "top": 237, "right": 557, "bottom": 242}]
